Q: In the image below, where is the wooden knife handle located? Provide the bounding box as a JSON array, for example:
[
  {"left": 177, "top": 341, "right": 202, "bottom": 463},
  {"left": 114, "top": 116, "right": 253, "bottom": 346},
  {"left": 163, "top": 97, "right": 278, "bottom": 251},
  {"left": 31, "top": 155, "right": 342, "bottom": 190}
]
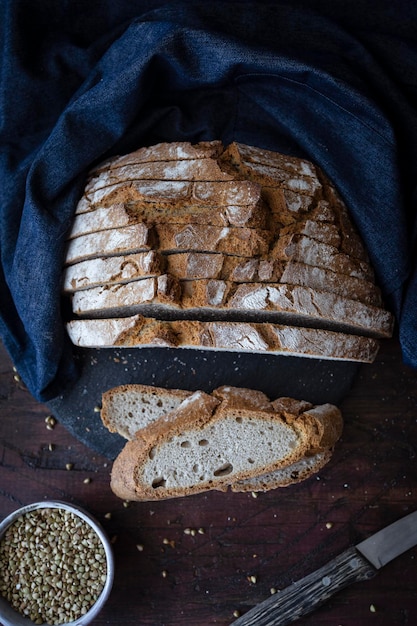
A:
[{"left": 231, "top": 547, "right": 376, "bottom": 626}]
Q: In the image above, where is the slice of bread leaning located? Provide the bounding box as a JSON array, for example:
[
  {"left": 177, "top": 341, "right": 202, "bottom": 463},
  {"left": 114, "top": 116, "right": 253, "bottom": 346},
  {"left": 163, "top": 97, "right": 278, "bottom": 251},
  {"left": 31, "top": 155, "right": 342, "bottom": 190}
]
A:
[{"left": 109, "top": 388, "right": 343, "bottom": 501}]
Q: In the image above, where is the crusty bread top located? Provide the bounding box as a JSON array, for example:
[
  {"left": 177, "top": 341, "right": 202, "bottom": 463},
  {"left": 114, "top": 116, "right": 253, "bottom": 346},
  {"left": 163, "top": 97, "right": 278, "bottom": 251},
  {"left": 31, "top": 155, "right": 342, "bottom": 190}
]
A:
[{"left": 64, "top": 140, "right": 394, "bottom": 362}]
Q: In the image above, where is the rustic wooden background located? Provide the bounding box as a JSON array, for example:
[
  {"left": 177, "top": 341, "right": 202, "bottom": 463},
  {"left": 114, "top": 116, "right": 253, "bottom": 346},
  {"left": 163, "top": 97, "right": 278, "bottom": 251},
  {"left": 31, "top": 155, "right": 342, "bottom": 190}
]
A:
[{"left": 1, "top": 335, "right": 417, "bottom": 626}]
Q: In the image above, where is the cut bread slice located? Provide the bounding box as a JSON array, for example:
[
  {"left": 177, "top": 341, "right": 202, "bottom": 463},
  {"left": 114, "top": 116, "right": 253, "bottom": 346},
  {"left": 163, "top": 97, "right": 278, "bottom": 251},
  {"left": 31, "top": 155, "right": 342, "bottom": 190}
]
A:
[
  {"left": 70, "top": 277, "right": 393, "bottom": 338},
  {"left": 68, "top": 197, "right": 269, "bottom": 236},
  {"left": 88, "top": 140, "right": 224, "bottom": 176},
  {"left": 64, "top": 223, "right": 156, "bottom": 265},
  {"left": 231, "top": 449, "right": 332, "bottom": 492},
  {"left": 71, "top": 275, "right": 182, "bottom": 317},
  {"left": 84, "top": 157, "right": 235, "bottom": 197},
  {"left": 66, "top": 314, "right": 381, "bottom": 363},
  {"left": 77, "top": 179, "right": 264, "bottom": 213},
  {"left": 62, "top": 250, "right": 164, "bottom": 293},
  {"left": 101, "top": 383, "right": 192, "bottom": 440},
  {"left": 155, "top": 223, "right": 272, "bottom": 256},
  {"left": 109, "top": 390, "right": 342, "bottom": 501}
]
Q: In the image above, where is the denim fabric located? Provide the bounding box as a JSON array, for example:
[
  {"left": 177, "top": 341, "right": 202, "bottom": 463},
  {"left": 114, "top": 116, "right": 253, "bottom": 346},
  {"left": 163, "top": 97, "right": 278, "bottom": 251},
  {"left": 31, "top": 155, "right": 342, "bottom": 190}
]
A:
[{"left": 1, "top": 0, "right": 417, "bottom": 401}]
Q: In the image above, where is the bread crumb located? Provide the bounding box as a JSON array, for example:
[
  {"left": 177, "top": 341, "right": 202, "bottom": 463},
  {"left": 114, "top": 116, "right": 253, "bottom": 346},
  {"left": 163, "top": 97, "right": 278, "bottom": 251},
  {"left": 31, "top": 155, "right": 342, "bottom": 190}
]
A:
[
  {"left": 325, "top": 522, "right": 333, "bottom": 529},
  {"left": 233, "top": 610, "right": 240, "bottom": 618},
  {"left": 104, "top": 512, "right": 112, "bottom": 520},
  {"left": 270, "top": 587, "right": 277, "bottom": 594},
  {"left": 370, "top": 604, "right": 377, "bottom": 613},
  {"left": 136, "top": 544, "right": 144, "bottom": 552}
]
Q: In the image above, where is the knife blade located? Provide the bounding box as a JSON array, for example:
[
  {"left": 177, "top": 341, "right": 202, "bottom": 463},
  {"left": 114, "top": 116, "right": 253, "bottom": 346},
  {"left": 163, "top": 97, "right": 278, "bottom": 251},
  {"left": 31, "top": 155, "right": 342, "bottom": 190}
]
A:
[{"left": 230, "top": 509, "right": 417, "bottom": 626}]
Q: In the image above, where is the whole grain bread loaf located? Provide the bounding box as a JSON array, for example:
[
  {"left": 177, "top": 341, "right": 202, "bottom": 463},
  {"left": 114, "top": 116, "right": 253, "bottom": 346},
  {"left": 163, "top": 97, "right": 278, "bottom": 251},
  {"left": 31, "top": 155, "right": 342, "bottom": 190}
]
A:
[{"left": 63, "top": 140, "right": 395, "bottom": 361}]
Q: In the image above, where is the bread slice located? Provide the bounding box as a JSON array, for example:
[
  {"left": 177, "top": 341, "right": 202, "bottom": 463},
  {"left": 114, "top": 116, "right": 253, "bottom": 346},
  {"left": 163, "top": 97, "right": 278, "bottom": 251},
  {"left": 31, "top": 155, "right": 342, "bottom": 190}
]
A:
[
  {"left": 69, "top": 198, "right": 269, "bottom": 236},
  {"left": 62, "top": 250, "right": 164, "bottom": 293},
  {"left": 77, "top": 179, "right": 264, "bottom": 213},
  {"left": 155, "top": 223, "right": 272, "bottom": 256},
  {"left": 66, "top": 315, "right": 381, "bottom": 363},
  {"left": 101, "top": 383, "right": 192, "bottom": 440},
  {"left": 88, "top": 140, "right": 224, "bottom": 176},
  {"left": 231, "top": 449, "right": 332, "bottom": 492},
  {"left": 70, "top": 277, "right": 393, "bottom": 338},
  {"left": 109, "top": 390, "right": 342, "bottom": 501},
  {"left": 64, "top": 223, "right": 156, "bottom": 265},
  {"left": 71, "top": 275, "right": 181, "bottom": 317},
  {"left": 84, "top": 157, "right": 235, "bottom": 197}
]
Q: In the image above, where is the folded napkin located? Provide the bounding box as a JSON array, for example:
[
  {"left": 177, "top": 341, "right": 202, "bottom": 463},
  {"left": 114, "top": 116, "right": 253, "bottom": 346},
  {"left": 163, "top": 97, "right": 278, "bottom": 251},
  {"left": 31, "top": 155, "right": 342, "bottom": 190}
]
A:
[{"left": 1, "top": 0, "right": 416, "bottom": 401}]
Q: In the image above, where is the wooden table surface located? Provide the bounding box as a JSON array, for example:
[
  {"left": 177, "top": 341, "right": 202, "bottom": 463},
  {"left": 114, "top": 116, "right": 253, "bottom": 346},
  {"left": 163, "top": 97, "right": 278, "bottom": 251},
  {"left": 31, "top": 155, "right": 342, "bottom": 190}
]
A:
[{"left": 1, "top": 335, "right": 417, "bottom": 626}]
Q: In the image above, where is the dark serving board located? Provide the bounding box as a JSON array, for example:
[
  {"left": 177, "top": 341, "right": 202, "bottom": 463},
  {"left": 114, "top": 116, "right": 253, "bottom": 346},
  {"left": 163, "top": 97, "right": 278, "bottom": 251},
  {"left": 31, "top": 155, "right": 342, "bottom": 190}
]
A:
[{"left": 47, "top": 346, "right": 360, "bottom": 460}]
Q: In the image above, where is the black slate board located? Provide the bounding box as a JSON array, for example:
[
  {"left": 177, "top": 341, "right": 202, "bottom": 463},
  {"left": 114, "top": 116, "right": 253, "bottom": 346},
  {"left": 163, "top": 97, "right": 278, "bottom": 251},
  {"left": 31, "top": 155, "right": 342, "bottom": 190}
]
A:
[{"left": 47, "top": 346, "right": 360, "bottom": 460}]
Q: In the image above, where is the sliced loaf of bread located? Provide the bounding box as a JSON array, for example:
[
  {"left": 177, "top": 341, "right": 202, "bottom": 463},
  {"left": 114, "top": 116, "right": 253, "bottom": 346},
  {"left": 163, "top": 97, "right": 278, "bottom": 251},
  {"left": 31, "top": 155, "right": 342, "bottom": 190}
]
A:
[{"left": 63, "top": 140, "right": 394, "bottom": 361}]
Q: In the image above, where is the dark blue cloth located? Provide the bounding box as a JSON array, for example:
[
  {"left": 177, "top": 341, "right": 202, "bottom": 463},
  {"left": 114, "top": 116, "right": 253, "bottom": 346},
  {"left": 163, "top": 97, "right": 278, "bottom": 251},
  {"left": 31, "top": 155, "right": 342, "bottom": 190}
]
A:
[{"left": 1, "top": 0, "right": 417, "bottom": 401}]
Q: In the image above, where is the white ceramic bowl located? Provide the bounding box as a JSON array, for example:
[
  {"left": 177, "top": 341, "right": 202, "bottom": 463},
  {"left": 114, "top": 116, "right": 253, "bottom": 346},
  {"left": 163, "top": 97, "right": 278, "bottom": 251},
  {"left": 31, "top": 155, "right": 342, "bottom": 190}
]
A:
[{"left": 0, "top": 501, "right": 114, "bottom": 626}]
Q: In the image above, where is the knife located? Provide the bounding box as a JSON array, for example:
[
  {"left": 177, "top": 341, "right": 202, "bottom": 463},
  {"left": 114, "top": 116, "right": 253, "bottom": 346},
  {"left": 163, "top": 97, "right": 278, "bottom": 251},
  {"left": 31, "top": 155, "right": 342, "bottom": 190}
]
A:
[{"left": 231, "top": 509, "right": 417, "bottom": 626}]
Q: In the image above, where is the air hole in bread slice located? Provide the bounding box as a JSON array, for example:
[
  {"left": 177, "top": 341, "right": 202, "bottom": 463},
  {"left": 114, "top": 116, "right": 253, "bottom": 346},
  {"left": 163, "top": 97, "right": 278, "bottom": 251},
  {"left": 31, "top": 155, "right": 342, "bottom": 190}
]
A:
[
  {"left": 213, "top": 463, "right": 233, "bottom": 477},
  {"left": 235, "top": 417, "right": 243, "bottom": 423},
  {"left": 152, "top": 477, "right": 166, "bottom": 488},
  {"left": 198, "top": 439, "right": 209, "bottom": 446},
  {"left": 180, "top": 440, "right": 191, "bottom": 448},
  {"left": 149, "top": 446, "right": 156, "bottom": 459}
]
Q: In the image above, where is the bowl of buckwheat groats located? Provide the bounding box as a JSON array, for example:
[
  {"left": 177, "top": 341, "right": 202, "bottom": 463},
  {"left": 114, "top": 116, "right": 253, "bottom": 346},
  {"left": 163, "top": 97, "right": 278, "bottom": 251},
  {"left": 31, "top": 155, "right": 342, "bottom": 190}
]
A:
[{"left": 0, "top": 501, "right": 114, "bottom": 626}]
